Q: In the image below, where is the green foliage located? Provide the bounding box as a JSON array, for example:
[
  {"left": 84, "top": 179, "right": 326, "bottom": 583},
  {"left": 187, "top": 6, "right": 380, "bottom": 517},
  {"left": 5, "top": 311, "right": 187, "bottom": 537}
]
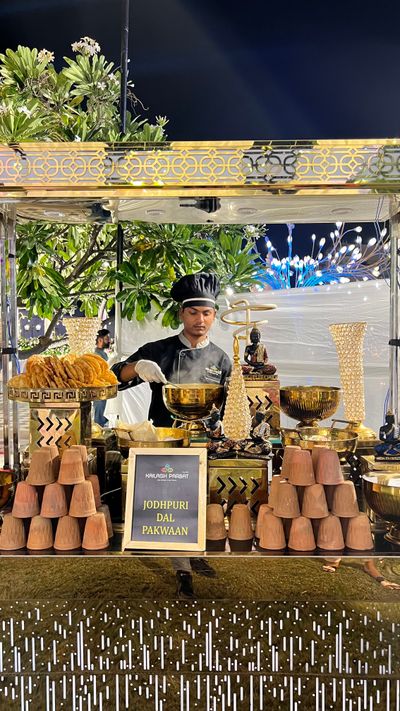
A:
[
  {"left": 114, "top": 223, "right": 263, "bottom": 328},
  {"left": 16, "top": 222, "right": 117, "bottom": 319},
  {"left": 1, "top": 38, "right": 263, "bottom": 345},
  {"left": 0, "top": 40, "right": 168, "bottom": 142},
  {"left": 18, "top": 336, "right": 70, "bottom": 358}
]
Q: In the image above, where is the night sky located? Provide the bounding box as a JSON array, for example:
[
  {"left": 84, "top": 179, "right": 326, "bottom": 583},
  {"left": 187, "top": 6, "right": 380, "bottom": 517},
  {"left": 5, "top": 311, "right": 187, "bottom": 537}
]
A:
[
  {"left": 1, "top": 0, "right": 399, "bottom": 141},
  {"left": 0, "top": 0, "right": 397, "bottom": 249}
]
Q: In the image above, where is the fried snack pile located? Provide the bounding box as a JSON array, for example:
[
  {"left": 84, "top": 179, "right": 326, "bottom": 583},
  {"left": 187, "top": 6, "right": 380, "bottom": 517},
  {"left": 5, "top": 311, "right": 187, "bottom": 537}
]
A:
[{"left": 9, "top": 353, "right": 118, "bottom": 389}]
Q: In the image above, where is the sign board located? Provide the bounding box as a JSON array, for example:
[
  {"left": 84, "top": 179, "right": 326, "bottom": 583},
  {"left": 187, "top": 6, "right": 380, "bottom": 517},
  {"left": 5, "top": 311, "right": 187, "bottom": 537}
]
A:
[{"left": 122, "top": 448, "right": 207, "bottom": 551}]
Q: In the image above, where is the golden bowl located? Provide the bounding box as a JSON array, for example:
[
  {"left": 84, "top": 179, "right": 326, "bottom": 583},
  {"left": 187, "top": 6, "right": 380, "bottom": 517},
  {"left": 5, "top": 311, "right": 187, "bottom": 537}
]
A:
[
  {"left": 363, "top": 473, "right": 400, "bottom": 545},
  {"left": 280, "top": 386, "right": 341, "bottom": 427},
  {"left": 118, "top": 427, "right": 189, "bottom": 450},
  {"left": 281, "top": 426, "right": 358, "bottom": 455},
  {"left": 162, "top": 383, "right": 225, "bottom": 421},
  {"left": 363, "top": 473, "right": 400, "bottom": 524}
]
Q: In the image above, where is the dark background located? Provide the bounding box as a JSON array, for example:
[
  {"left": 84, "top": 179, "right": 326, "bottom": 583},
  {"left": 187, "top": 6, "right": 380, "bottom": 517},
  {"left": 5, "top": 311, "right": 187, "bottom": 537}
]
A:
[
  {"left": 1, "top": 0, "right": 398, "bottom": 141},
  {"left": 0, "top": 0, "right": 396, "bottom": 251}
]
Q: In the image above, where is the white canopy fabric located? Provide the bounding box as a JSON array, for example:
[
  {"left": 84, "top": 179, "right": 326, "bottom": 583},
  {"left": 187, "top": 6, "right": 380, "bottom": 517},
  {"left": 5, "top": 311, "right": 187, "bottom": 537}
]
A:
[{"left": 107, "top": 279, "right": 389, "bottom": 434}]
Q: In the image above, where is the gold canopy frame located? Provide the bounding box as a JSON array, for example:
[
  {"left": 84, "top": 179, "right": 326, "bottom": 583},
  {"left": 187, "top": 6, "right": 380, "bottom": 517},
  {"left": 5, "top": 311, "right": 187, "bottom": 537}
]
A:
[{"left": 1, "top": 138, "right": 400, "bottom": 469}]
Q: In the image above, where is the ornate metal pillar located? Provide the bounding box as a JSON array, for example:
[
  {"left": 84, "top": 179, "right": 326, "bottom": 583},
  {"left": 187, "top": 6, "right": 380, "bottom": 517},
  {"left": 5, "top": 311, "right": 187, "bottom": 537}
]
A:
[
  {"left": 389, "top": 213, "right": 400, "bottom": 425},
  {"left": 0, "top": 210, "right": 9, "bottom": 467}
]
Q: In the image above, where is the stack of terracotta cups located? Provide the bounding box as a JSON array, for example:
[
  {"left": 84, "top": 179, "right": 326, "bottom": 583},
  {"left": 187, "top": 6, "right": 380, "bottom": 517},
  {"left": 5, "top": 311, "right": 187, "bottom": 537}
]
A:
[
  {"left": 256, "top": 444, "right": 373, "bottom": 552},
  {"left": 0, "top": 444, "right": 113, "bottom": 553}
]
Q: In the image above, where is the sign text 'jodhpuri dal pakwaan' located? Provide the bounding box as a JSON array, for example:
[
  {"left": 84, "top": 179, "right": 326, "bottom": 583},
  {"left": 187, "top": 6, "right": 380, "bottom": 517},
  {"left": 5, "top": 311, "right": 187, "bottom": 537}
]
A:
[{"left": 123, "top": 448, "right": 207, "bottom": 551}]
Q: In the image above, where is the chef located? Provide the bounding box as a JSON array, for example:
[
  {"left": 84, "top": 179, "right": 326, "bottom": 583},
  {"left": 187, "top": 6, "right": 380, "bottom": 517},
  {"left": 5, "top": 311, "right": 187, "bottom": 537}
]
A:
[
  {"left": 112, "top": 272, "right": 231, "bottom": 425},
  {"left": 112, "top": 272, "right": 231, "bottom": 598}
]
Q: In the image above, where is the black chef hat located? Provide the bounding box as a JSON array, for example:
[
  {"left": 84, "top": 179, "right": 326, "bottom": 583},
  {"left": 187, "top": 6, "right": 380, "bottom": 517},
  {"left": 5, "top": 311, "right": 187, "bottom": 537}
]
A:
[{"left": 170, "top": 272, "right": 220, "bottom": 308}]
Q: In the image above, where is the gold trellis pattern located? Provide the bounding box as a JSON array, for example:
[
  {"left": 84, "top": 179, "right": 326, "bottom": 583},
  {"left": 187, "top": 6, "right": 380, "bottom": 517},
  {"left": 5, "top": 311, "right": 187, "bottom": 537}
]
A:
[{"left": 1, "top": 140, "right": 400, "bottom": 193}]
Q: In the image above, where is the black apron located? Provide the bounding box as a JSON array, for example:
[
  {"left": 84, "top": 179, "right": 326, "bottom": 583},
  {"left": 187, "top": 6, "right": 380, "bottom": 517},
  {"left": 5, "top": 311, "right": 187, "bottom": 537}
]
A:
[{"left": 112, "top": 335, "right": 231, "bottom": 426}]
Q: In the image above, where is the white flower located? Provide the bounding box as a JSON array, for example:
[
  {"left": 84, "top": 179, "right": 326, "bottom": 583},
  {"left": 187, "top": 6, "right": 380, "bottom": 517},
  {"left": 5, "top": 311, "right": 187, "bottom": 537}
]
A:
[
  {"left": 0, "top": 103, "right": 8, "bottom": 116},
  {"left": 38, "top": 49, "right": 54, "bottom": 64},
  {"left": 17, "top": 106, "right": 32, "bottom": 117},
  {"left": 96, "top": 81, "right": 106, "bottom": 90},
  {"left": 71, "top": 37, "right": 101, "bottom": 56},
  {"left": 74, "top": 135, "right": 82, "bottom": 142}
]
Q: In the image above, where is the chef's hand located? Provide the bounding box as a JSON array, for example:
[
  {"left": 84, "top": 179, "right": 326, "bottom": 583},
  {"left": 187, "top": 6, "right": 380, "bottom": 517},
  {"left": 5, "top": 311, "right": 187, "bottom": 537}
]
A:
[{"left": 135, "top": 360, "right": 167, "bottom": 384}]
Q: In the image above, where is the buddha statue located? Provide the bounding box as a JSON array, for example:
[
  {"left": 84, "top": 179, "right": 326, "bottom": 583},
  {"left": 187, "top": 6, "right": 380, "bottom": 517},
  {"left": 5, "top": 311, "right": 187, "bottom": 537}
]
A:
[
  {"left": 375, "top": 411, "right": 400, "bottom": 459},
  {"left": 244, "top": 327, "right": 277, "bottom": 377}
]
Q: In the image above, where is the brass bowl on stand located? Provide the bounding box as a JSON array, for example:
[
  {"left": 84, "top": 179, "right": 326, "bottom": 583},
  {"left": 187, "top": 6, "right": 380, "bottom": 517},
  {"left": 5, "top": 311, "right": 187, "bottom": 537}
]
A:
[
  {"left": 280, "top": 385, "right": 341, "bottom": 427},
  {"left": 281, "top": 426, "right": 358, "bottom": 455},
  {"left": 363, "top": 473, "right": 400, "bottom": 545},
  {"left": 117, "top": 427, "right": 189, "bottom": 451},
  {"left": 162, "top": 383, "right": 225, "bottom": 421}
]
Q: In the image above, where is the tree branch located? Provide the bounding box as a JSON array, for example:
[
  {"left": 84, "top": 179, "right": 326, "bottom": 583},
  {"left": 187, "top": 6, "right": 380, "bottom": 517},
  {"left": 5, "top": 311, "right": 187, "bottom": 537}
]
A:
[
  {"left": 18, "top": 307, "right": 64, "bottom": 359},
  {"left": 18, "top": 335, "right": 67, "bottom": 360}
]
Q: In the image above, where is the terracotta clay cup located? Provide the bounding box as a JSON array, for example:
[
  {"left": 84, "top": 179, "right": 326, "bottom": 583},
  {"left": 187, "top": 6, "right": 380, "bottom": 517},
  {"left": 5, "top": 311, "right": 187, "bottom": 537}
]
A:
[
  {"left": 273, "top": 481, "right": 300, "bottom": 519},
  {"left": 26, "top": 449, "right": 55, "bottom": 486},
  {"left": 228, "top": 504, "right": 253, "bottom": 552},
  {"left": 315, "top": 449, "right": 344, "bottom": 486},
  {"left": 0, "top": 514, "right": 26, "bottom": 550},
  {"left": 87, "top": 475, "right": 101, "bottom": 509},
  {"left": 281, "top": 445, "right": 301, "bottom": 478},
  {"left": 301, "top": 484, "right": 329, "bottom": 519},
  {"left": 268, "top": 475, "right": 284, "bottom": 509},
  {"left": 258, "top": 513, "right": 286, "bottom": 551},
  {"left": 206, "top": 504, "right": 227, "bottom": 551},
  {"left": 311, "top": 445, "right": 326, "bottom": 472},
  {"left": 54, "top": 515, "right": 81, "bottom": 551},
  {"left": 69, "top": 481, "right": 96, "bottom": 517},
  {"left": 332, "top": 481, "right": 359, "bottom": 518},
  {"left": 82, "top": 512, "right": 109, "bottom": 550},
  {"left": 58, "top": 449, "right": 85, "bottom": 485},
  {"left": 71, "top": 445, "right": 89, "bottom": 477},
  {"left": 40, "top": 482, "right": 68, "bottom": 518},
  {"left": 286, "top": 449, "right": 315, "bottom": 487},
  {"left": 12, "top": 481, "right": 40, "bottom": 518},
  {"left": 317, "top": 513, "right": 345, "bottom": 551},
  {"left": 345, "top": 513, "right": 374, "bottom": 551},
  {"left": 249, "top": 487, "right": 269, "bottom": 515},
  {"left": 49, "top": 444, "right": 61, "bottom": 478},
  {"left": 27, "top": 515, "right": 53, "bottom": 550},
  {"left": 288, "top": 516, "right": 316, "bottom": 551},
  {"left": 255, "top": 504, "right": 274, "bottom": 541},
  {"left": 97, "top": 504, "right": 114, "bottom": 539}
]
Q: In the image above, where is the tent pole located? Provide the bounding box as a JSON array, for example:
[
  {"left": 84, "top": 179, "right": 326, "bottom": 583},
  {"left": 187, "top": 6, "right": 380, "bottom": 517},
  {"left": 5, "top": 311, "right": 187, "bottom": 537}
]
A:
[
  {"left": 7, "top": 210, "right": 19, "bottom": 472},
  {"left": 0, "top": 211, "right": 9, "bottom": 467},
  {"left": 119, "top": 0, "right": 130, "bottom": 134},
  {"left": 389, "top": 213, "right": 400, "bottom": 425},
  {"left": 114, "top": 0, "right": 130, "bottom": 360}
]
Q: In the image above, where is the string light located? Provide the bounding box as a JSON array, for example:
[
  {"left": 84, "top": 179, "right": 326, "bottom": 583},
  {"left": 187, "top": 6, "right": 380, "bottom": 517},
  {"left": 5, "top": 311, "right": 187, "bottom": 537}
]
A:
[{"left": 253, "top": 222, "right": 390, "bottom": 290}]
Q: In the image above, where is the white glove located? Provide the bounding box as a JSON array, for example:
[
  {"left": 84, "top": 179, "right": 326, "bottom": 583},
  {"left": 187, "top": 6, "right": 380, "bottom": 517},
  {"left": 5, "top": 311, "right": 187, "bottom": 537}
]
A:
[{"left": 135, "top": 359, "right": 167, "bottom": 384}]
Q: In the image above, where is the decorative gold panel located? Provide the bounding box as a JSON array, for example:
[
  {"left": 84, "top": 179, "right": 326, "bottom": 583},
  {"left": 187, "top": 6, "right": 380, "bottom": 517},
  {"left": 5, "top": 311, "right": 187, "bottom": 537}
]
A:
[{"left": 1, "top": 140, "right": 400, "bottom": 195}]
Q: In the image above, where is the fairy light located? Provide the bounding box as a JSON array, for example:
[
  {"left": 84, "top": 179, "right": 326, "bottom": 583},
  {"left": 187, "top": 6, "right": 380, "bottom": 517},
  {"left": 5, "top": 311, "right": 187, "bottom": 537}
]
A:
[{"left": 256, "top": 222, "right": 390, "bottom": 290}]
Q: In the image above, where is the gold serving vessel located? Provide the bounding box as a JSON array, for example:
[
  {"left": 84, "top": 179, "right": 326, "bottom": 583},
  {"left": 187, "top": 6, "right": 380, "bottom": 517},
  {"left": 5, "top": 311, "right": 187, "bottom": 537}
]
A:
[
  {"left": 117, "top": 426, "right": 188, "bottom": 450},
  {"left": 363, "top": 472, "right": 400, "bottom": 545},
  {"left": 280, "top": 385, "right": 341, "bottom": 427},
  {"left": 162, "top": 383, "right": 225, "bottom": 421},
  {"left": 281, "top": 426, "right": 358, "bottom": 455},
  {"left": 7, "top": 383, "right": 118, "bottom": 403}
]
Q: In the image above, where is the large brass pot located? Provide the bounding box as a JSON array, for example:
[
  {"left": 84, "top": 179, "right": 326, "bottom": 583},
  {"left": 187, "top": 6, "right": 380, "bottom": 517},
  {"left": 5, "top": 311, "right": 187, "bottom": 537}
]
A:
[
  {"left": 162, "top": 383, "right": 224, "bottom": 421},
  {"left": 117, "top": 427, "right": 188, "bottom": 449},
  {"left": 363, "top": 473, "right": 400, "bottom": 544},
  {"left": 281, "top": 426, "right": 358, "bottom": 455},
  {"left": 280, "top": 385, "right": 341, "bottom": 427}
]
